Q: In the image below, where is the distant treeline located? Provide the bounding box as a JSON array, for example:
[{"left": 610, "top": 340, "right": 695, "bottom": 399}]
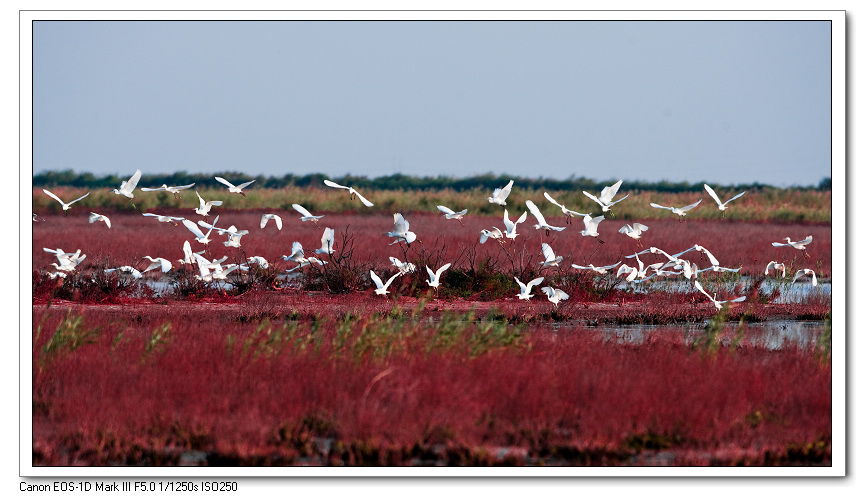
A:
[{"left": 32, "top": 169, "right": 831, "bottom": 193}]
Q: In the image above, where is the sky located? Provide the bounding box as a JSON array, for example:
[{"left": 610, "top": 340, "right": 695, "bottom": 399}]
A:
[{"left": 31, "top": 19, "right": 832, "bottom": 187}]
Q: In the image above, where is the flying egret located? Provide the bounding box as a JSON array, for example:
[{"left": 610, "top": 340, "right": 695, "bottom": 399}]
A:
[
  {"left": 515, "top": 276, "right": 545, "bottom": 300},
  {"left": 543, "top": 192, "right": 589, "bottom": 224},
  {"left": 426, "top": 263, "right": 452, "bottom": 294},
  {"left": 704, "top": 184, "right": 745, "bottom": 217},
  {"left": 649, "top": 199, "right": 702, "bottom": 221},
  {"left": 143, "top": 212, "right": 185, "bottom": 226},
  {"left": 282, "top": 241, "right": 307, "bottom": 264},
  {"left": 220, "top": 225, "right": 250, "bottom": 248},
  {"left": 111, "top": 169, "right": 142, "bottom": 199},
  {"left": 479, "top": 227, "right": 504, "bottom": 245},
  {"left": 583, "top": 180, "right": 629, "bottom": 215},
  {"left": 437, "top": 205, "right": 468, "bottom": 226},
  {"left": 694, "top": 280, "right": 746, "bottom": 311},
  {"left": 315, "top": 227, "right": 336, "bottom": 255},
  {"left": 571, "top": 261, "right": 622, "bottom": 275},
  {"left": 503, "top": 209, "right": 529, "bottom": 240},
  {"left": 772, "top": 236, "right": 813, "bottom": 258},
  {"left": 793, "top": 268, "right": 818, "bottom": 287},
  {"left": 143, "top": 256, "right": 172, "bottom": 273},
  {"left": 540, "top": 286, "right": 569, "bottom": 308},
  {"left": 390, "top": 256, "right": 417, "bottom": 275},
  {"left": 579, "top": 214, "right": 605, "bottom": 242},
  {"left": 182, "top": 215, "right": 218, "bottom": 246},
  {"left": 616, "top": 263, "right": 639, "bottom": 283},
  {"left": 42, "top": 189, "right": 90, "bottom": 216},
  {"left": 540, "top": 243, "right": 563, "bottom": 268},
  {"left": 177, "top": 240, "right": 196, "bottom": 265},
  {"left": 323, "top": 180, "right": 374, "bottom": 207},
  {"left": 106, "top": 266, "right": 143, "bottom": 279},
  {"left": 292, "top": 204, "right": 324, "bottom": 226},
  {"left": 765, "top": 261, "right": 786, "bottom": 278},
  {"left": 140, "top": 183, "right": 195, "bottom": 199},
  {"left": 385, "top": 213, "right": 417, "bottom": 245},
  {"left": 194, "top": 191, "right": 223, "bottom": 218},
  {"left": 526, "top": 200, "right": 565, "bottom": 236},
  {"left": 618, "top": 223, "right": 648, "bottom": 246},
  {"left": 88, "top": 212, "right": 111, "bottom": 229},
  {"left": 488, "top": 179, "right": 514, "bottom": 206},
  {"left": 246, "top": 256, "right": 269, "bottom": 269},
  {"left": 260, "top": 213, "right": 283, "bottom": 230},
  {"left": 370, "top": 270, "right": 400, "bottom": 296},
  {"left": 214, "top": 176, "right": 255, "bottom": 196},
  {"left": 44, "top": 248, "right": 86, "bottom": 271}
]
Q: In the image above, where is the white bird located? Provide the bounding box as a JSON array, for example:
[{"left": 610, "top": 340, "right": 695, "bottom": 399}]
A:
[
  {"left": 793, "top": 268, "right": 818, "bottom": 287},
  {"left": 106, "top": 266, "right": 143, "bottom": 279},
  {"left": 488, "top": 179, "right": 515, "bottom": 206},
  {"left": 618, "top": 223, "right": 649, "bottom": 245},
  {"left": 526, "top": 200, "right": 565, "bottom": 236},
  {"left": 426, "top": 263, "right": 452, "bottom": 292},
  {"left": 220, "top": 225, "right": 250, "bottom": 248},
  {"left": 140, "top": 183, "right": 195, "bottom": 199},
  {"left": 111, "top": 169, "right": 142, "bottom": 199},
  {"left": 765, "top": 261, "right": 786, "bottom": 278},
  {"left": 616, "top": 263, "right": 639, "bottom": 283},
  {"left": 292, "top": 204, "right": 324, "bottom": 226},
  {"left": 540, "top": 243, "right": 563, "bottom": 268},
  {"left": 704, "top": 184, "right": 746, "bottom": 216},
  {"left": 282, "top": 241, "right": 308, "bottom": 264},
  {"left": 214, "top": 176, "right": 255, "bottom": 196},
  {"left": 370, "top": 270, "right": 400, "bottom": 296},
  {"left": 437, "top": 205, "right": 468, "bottom": 226},
  {"left": 479, "top": 227, "right": 504, "bottom": 245},
  {"left": 88, "top": 212, "right": 111, "bottom": 229},
  {"left": 694, "top": 280, "right": 746, "bottom": 311},
  {"left": 246, "top": 256, "right": 269, "bottom": 269},
  {"left": 649, "top": 199, "right": 702, "bottom": 221},
  {"left": 323, "top": 179, "right": 374, "bottom": 207},
  {"left": 260, "top": 214, "right": 283, "bottom": 230},
  {"left": 772, "top": 236, "right": 813, "bottom": 258},
  {"left": 515, "top": 276, "right": 545, "bottom": 300},
  {"left": 192, "top": 253, "right": 240, "bottom": 282},
  {"left": 503, "top": 209, "right": 529, "bottom": 240},
  {"left": 675, "top": 244, "right": 721, "bottom": 269},
  {"left": 194, "top": 191, "right": 223, "bottom": 217},
  {"left": 390, "top": 256, "right": 417, "bottom": 275},
  {"left": 583, "top": 180, "right": 629, "bottom": 215},
  {"left": 42, "top": 189, "right": 89, "bottom": 216},
  {"left": 44, "top": 248, "right": 86, "bottom": 271},
  {"left": 571, "top": 261, "right": 622, "bottom": 275},
  {"left": 143, "top": 256, "right": 172, "bottom": 273},
  {"left": 580, "top": 214, "right": 605, "bottom": 242},
  {"left": 177, "top": 240, "right": 196, "bottom": 265},
  {"left": 46, "top": 271, "right": 67, "bottom": 279},
  {"left": 540, "top": 286, "right": 569, "bottom": 308},
  {"left": 315, "top": 227, "right": 336, "bottom": 255},
  {"left": 182, "top": 215, "right": 219, "bottom": 246},
  {"left": 143, "top": 212, "right": 185, "bottom": 226},
  {"left": 543, "top": 192, "right": 589, "bottom": 224},
  {"left": 385, "top": 213, "right": 417, "bottom": 245}
]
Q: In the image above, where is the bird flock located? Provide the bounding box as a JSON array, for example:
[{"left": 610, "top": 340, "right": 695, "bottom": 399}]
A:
[{"left": 37, "top": 173, "right": 821, "bottom": 311}]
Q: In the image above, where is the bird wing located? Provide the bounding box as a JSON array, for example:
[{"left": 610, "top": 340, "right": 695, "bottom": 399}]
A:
[
  {"left": 618, "top": 225, "right": 630, "bottom": 234},
  {"left": 214, "top": 176, "right": 235, "bottom": 189},
  {"left": 633, "top": 223, "right": 649, "bottom": 232},
  {"left": 392, "top": 213, "right": 409, "bottom": 233},
  {"left": 175, "top": 183, "right": 195, "bottom": 190},
  {"left": 649, "top": 203, "right": 671, "bottom": 210},
  {"left": 724, "top": 191, "right": 746, "bottom": 205},
  {"left": 526, "top": 277, "right": 545, "bottom": 292},
  {"left": 324, "top": 179, "right": 347, "bottom": 190},
  {"left": 701, "top": 248, "right": 720, "bottom": 266},
  {"left": 498, "top": 180, "right": 514, "bottom": 201},
  {"left": 583, "top": 191, "right": 603, "bottom": 207},
  {"left": 103, "top": 215, "right": 111, "bottom": 228},
  {"left": 606, "top": 193, "right": 630, "bottom": 207},
  {"left": 320, "top": 227, "right": 335, "bottom": 251},
  {"left": 293, "top": 204, "right": 314, "bottom": 217},
  {"left": 541, "top": 243, "right": 556, "bottom": 262},
  {"left": 291, "top": 241, "right": 304, "bottom": 259},
  {"left": 693, "top": 280, "right": 713, "bottom": 301},
  {"left": 42, "top": 189, "right": 63, "bottom": 204},
  {"left": 126, "top": 170, "right": 142, "bottom": 192},
  {"left": 543, "top": 192, "right": 565, "bottom": 210},
  {"left": 502, "top": 209, "right": 515, "bottom": 231},
  {"left": 70, "top": 192, "right": 90, "bottom": 205},
  {"left": 196, "top": 191, "right": 206, "bottom": 208},
  {"left": 771, "top": 242, "right": 787, "bottom": 247},
  {"left": 437, "top": 205, "right": 455, "bottom": 215},
  {"left": 435, "top": 263, "right": 452, "bottom": 279},
  {"left": 182, "top": 219, "right": 206, "bottom": 239},
  {"left": 158, "top": 258, "right": 172, "bottom": 272},
  {"left": 555, "top": 289, "right": 569, "bottom": 300},
  {"left": 236, "top": 180, "right": 255, "bottom": 189},
  {"left": 260, "top": 215, "right": 271, "bottom": 229},
  {"left": 352, "top": 189, "right": 375, "bottom": 207},
  {"left": 426, "top": 266, "right": 437, "bottom": 281},
  {"left": 681, "top": 199, "right": 703, "bottom": 211},
  {"left": 540, "top": 286, "right": 554, "bottom": 298},
  {"left": 602, "top": 261, "right": 622, "bottom": 270},
  {"left": 525, "top": 200, "right": 546, "bottom": 224},
  {"left": 514, "top": 276, "right": 527, "bottom": 292},
  {"left": 571, "top": 264, "right": 589, "bottom": 270},
  {"left": 383, "top": 272, "right": 400, "bottom": 290},
  {"left": 704, "top": 184, "right": 723, "bottom": 207},
  {"left": 599, "top": 180, "right": 623, "bottom": 204},
  {"left": 140, "top": 186, "right": 165, "bottom": 192},
  {"left": 799, "top": 235, "right": 814, "bottom": 246}
]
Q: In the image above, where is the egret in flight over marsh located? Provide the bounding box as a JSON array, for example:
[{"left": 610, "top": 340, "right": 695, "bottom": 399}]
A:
[
  {"left": 543, "top": 192, "right": 589, "bottom": 224},
  {"left": 194, "top": 191, "right": 223, "bottom": 218},
  {"left": 426, "top": 263, "right": 452, "bottom": 294},
  {"left": 704, "top": 184, "right": 746, "bottom": 217},
  {"left": 323, "top": 179, "right": 375, "bottom": 207},
  {"left": 42, "top": 189, "right": 90, "bottom": 216},
  {"left": 260, "top": 214, "right": 283, "bottom": 230},
  {"left": 649, "top": 199, "right": 703, "bottom": 221},
  {"left": 526, "top": 200, "right": 565, "bottom": 236},
  {"left": 141, "top": 183, "right": 195, "bottom": 200},
  {"left": 515, "top": 276, "right": 545, "bottom": 300},
  {"left": 772, "top": 236, "right": 813, "bottom": 258},
  {"left": 370, "top": 270, "right": 401, "bottom": 296},
  {"left": 437, "top": 205, "right": 468, "bottom": 226},
  {"left": 88, "top": 212, "right": 111, "bottom": 229},
  {"left": 214, "top": 176, "right": 255, "bottom": 197},
  {"left": 487, "top": 179, "right": 514, "bottom": 206},
  {"left": 111, "top": 169, "right": 142, "bottom": 200},
  {"left": 583, "top": 180, "right": 629, "bottom": 216},
  {"left": 292, "top": 204, "right": 324, "bottom": 226}
]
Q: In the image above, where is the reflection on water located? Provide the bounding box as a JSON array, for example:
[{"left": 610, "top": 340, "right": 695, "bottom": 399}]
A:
[{"left": 623, "top": 277, "right": 830, "bottom": 304}]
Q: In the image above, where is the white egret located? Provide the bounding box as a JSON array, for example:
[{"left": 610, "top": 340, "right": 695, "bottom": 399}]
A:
[
  {"left": 194, "top": 191, "right": 223, "bottom": 218},
  {"left": 583, "top": 180, "right": 629, "bottom": 215},
  {"left": 385, "top": 213, "right": 417, "bottom": 245},
  {"left": 579, "top": 214, "right": 605, "bottom": 242},
  {"left": 540, "top": 287, "right": 569, "bottom": 308},
  {"left": 479, "top": 227, "right": 504, "bottom": 245},
  {"left": 44, "top": 248, "right": 86, "bottom": 271},
  {"left": 503, "top": 209, "right": 529, "bottom": 240},
  {"left": 618, "top": 223, "right": 649, "bottom": 245},
  {"left": 143, "top": 256, "right": 172, "bottom": 273},
  {"left": 220, "top": 225, "right": 250, "bottom": 248},
  {"left": 370, "top": 270, "right": 400, "bottom": 296},
  {"left": 704, "top": 184, "right": 745, "bottom": 217},
  {"left": 246, "top": 256, "right": 270, "bottom": 269},
  {"left": 793, "top": 268, "right": 818, "bottom": 287},
  {"left": 143, "top": 212, "right": 185, "bottom": 226},
  {"left": 437, "top": 205, "right": 468, "bottom": 226},
  {"left": 177, "top": 240, "right": 196, "bottom": 265},
  {"left": 88, "top": 212, "right": 111, "bottom": 229},
  {"left": 292, "top": 204, "right": 324, "bottom": 226},
  {"left": 772, "top": 236, "right": 813, "bottom": 258},
  {"left": 694, "top": 280, "right": 746, "bottom": 311},
  {"left": 425, "top": 263, "right": 452, "bottom": 293},
  {"left": 571, "top": 261, "right": 622, "bottom": 275},
  {"left": 182, "top": 215, "right": 218, "bottom": 246},
  {"left": 765, "top": 261, "right": 786, "bottom": 278},
  {"left": 111, "top": 169, "right": 142, "bottom": 199},
  {"left": 323, "top": 179, "right": 374, "bottom": 207},
  {"left": 315, "top": 227, "right": 336, "bottom": 255},
  {"left": 526, "top": 200, "right": 565, "bottom": 235},
  {"left": 214, "top": 176, "right": 255, "bottom": 196},
  {"left": 42, "top": 189, "right": 90, "bottom": 216},
  {"left": 540, "top": 243, "right": 563, "bottom": 268},
  {"left": 487, "top": 179, "right": 514, "bottom": 206},
  {"left": 649, "top": 199, "right": 702, "bottom": 221},
  {"left": 282, "top": 241, "right": 307, "bottom": 264},
  {"left": 543, "top": 192, "right": 589, "bottom": 224},
  {"left": 141, "top": 183, "right": 195, "bottom": 199},
  {"left": 390, "top": 256, "right": 417, "bottom": 275},
  {"left": 260, "top": 213, "right": 283, "bottom": 230},
  {"left": 106, "top": 266, "right": 143, "bottom": 279},
  {"left": 515, "top": 276, "right": 545, "bottom": 300}
]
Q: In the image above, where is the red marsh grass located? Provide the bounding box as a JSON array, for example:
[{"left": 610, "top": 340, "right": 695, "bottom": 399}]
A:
[{"left": 32, "top": 306, "right": 831, "bottom": 466}]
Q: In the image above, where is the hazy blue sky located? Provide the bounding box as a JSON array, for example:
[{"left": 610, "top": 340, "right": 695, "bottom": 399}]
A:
[{"left": 32, "top": 20, "right": 831, "bottom": 187}]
